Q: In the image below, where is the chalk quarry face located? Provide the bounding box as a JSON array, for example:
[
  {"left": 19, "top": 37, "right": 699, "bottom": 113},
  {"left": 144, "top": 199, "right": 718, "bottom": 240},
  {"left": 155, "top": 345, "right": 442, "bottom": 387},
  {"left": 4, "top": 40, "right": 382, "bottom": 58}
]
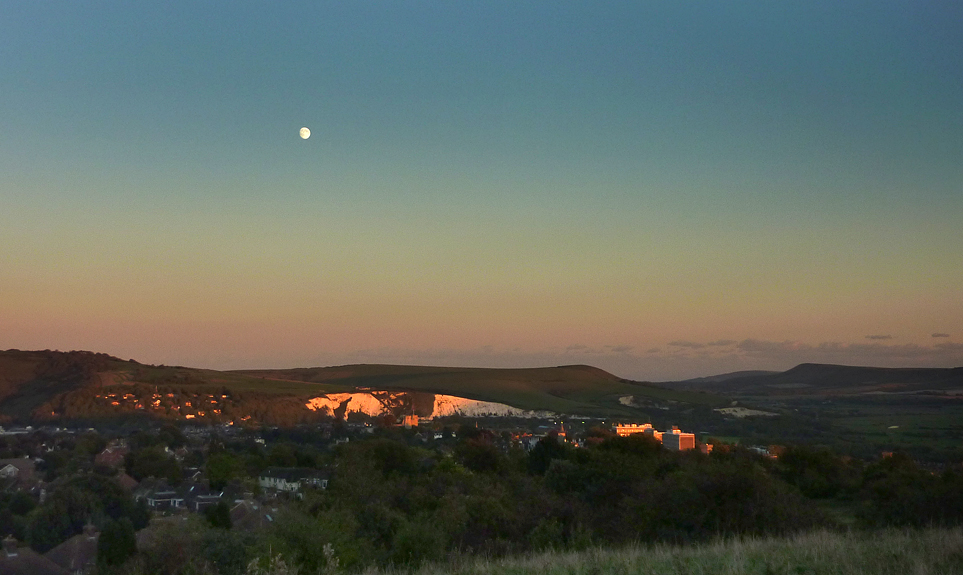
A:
[{"left": 305, "top": 391, "right": 554, "bottom": 419}]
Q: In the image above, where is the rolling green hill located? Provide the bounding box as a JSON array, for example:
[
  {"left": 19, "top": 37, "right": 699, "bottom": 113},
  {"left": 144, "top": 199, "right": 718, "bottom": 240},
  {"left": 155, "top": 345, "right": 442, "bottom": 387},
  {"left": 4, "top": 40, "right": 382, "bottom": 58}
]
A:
[
  {"left": 0, "top": 350, "right": 721, "bottom": 423},
  {"left": 664, "top": 363, "right": 963, "bottom": 461},
  {"left": 668, "top": 363, "right": 963, "bottom": 396},
  {"left": 0, "top": 350, "right": 341, "bottom": 423},
  {"left": 236, "top": 364, "right": 725, "bottom": 416}
]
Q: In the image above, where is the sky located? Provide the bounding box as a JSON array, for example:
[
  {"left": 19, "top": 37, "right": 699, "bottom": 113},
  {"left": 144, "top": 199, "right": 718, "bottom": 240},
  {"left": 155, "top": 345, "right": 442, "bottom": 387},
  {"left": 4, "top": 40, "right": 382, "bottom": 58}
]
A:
[{"left": 2, "top": 2, "right": 962, "bottom": 381}]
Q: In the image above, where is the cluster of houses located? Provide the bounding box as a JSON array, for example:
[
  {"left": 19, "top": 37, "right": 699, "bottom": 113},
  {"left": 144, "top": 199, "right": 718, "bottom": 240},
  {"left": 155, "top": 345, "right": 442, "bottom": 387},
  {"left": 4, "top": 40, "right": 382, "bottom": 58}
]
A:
[
  {"left": 0, "top": 497, "right": 294, "bottom": 575},
  {"left": 0, "top": 458, "right": 41, "bottom": 500},
  {"left": 131, "top": 465, "right": 331, "bottom": 514},
  {"left": 0, "top": 433, "right": 333, "bottom": 575},
  {"left": 1, "top": 523, "right": 105, "bottom": 575},
  {"left": 87, "top": 389, "right": 236, "bottom": 422},
  {"left": 614, "top": 423, "right": 713, "bottom": 454}
]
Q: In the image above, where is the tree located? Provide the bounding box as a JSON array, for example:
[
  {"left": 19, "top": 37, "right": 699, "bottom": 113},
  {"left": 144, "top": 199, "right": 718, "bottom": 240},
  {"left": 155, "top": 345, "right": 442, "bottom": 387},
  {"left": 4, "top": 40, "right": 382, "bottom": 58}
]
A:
[
  {"left": 205, "top": 501, "right": 232, "bottom": 530},
  {"left": 454, "top": 437, "right": 504, "bottom": 473},
  {"left": 25, "top": 489, "right": 95, "bottom": 552},
  {"left": 98, "top": 517, "right": 137, "bottom": 568},
  {"left": 126, "top": 446, "right": 182, "bottom": 484},
  {"left": 528, "top": 435, "right": 569, "bottom": 475},
  {"left": 7, "top": 492, "right": 36, "bottom": 516},
  {"left": 207, "top": 451, "right": 243, "bottom": 491}
]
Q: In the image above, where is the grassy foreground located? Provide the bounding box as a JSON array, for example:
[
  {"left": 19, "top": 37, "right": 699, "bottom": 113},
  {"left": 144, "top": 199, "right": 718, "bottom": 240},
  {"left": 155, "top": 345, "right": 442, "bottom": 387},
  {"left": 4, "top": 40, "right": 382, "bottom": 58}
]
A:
[{"left": 368, "top": 528, "right": 963, "bottom": 575}]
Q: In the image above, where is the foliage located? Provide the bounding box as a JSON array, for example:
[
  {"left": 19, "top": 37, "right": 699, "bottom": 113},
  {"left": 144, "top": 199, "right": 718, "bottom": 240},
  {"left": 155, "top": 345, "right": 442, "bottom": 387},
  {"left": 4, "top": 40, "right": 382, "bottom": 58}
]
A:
[
  {"left": 205, "top": 501, "right": 233, "bottom": 530},
  {"left": 777, "top": 445, "right": 862, "bottom": 499},
  {"left": 126, "top": 445, "right": 183, "bottom": 484},
  {"left": 207, "top": 451, "right": 244, "bottom": 491},
  {"left": 98, "top": 517, "right": 137, "bottom": 567},
  {"left": 857, "top": 453, "right": 963, "bottom": 527},
  {"left": 24, "top": 474, "right": 148, "bottom": 552},
  {"left": 132, "top": 514, "right": 253, "bottom": 575}
]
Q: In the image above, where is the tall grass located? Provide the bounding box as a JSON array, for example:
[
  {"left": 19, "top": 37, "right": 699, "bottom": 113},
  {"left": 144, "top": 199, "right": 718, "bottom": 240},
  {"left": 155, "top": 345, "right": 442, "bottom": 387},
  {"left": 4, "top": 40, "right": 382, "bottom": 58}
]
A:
[{"left": 367, "top": 528, "right": 963, "bottom": 575}]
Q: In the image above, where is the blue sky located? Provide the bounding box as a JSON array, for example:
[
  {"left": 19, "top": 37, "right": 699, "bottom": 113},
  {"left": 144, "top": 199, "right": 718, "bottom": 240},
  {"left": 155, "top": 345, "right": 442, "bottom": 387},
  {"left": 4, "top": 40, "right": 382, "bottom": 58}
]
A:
[{"left": 2, "top": 2, "right": 961, "bottom": 380}]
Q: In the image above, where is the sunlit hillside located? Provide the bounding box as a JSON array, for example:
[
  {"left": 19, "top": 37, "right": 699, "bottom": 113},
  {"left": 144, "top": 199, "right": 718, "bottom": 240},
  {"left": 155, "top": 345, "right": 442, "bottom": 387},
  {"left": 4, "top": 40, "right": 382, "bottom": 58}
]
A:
[
  {"left": 0, "top": 350, "right": 723, "bottom": 423},
  {"left": 239, "top": 364, "right": 725, "bottom": 416}
]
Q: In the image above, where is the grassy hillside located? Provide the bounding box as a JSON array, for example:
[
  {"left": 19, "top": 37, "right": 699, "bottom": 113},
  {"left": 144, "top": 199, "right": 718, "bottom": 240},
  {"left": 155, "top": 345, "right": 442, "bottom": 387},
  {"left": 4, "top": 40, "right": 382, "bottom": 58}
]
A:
[
  {"left": 669, "top": 363, "right": 963, "bottom": 397},
  {"left": 1, "top": 350, "right": 725, "bottom": 421},
  {"left": 664, "top": 363, "right": 963, "bottom": 462},
  {"left": 0, "top": 350, "right": 123, "bottom": 419},
  {"left": 382, "top": 528, "right": 963, "bottom": 575},
  {"left": 0, "top": 350, "right": 344, "bottom": 422},
  {"left": 237, "top": 364, "right": 725, "bottom": 416}
]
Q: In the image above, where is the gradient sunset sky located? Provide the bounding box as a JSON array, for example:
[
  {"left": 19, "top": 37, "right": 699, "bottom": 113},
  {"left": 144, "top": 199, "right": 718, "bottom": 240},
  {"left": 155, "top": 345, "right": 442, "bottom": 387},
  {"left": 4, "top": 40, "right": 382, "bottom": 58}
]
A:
[{"left": 2, "top": 2, "right": 961, "bottom": 381}]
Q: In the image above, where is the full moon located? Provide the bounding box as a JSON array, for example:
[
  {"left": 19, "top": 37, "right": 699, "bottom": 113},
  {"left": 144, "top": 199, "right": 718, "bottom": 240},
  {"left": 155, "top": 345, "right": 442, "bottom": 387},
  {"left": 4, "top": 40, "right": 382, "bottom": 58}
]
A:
[{"left": 299, "top": 127, "right": 310, "bottom": 139}]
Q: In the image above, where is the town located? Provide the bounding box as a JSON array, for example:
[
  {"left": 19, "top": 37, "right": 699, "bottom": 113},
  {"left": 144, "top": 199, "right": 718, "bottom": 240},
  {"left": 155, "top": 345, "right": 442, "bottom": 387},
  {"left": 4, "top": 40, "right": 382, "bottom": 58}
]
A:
[
  {"left": 0, "top": 415, "right": 729, "bottom": 574},
  {"left": 0, "top": 411, "right": 947, "bottom": 575}
]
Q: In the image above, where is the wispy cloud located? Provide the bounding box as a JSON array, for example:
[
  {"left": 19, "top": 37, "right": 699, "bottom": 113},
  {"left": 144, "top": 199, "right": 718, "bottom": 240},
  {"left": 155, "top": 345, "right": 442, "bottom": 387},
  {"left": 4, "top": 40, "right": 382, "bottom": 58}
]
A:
[
  {"left": 734, "top": 338, "right": 963, "bottom": 365},
  {"left": 932, "top": 333, "right": 951, "bottom": 338},
  {"left": 607, "top": 345, "right": 634, "bottom": 354},
  {"left": 668, "top": 340, "right": 706, "bottom": 349},
  {"left": 564, "top": 344, "right": 591, "bottom": 353},
  {"left": 707, "top": 339, "right": 737, "bottom": 346},
  {"left": 736, "top": 339, "right": 809, "bottom": 353},
  {"left": 865, "top": 335, "right": 893, "bottom": 340},
  {"left": 935, "top": 342, "right": 963, "bottom": 351}
]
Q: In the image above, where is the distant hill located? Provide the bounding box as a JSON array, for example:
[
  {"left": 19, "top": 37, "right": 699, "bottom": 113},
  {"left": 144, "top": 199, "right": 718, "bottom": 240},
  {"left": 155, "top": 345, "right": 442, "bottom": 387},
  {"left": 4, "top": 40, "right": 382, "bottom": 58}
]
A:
[
  {"left": 0, "top": 349, "right": 335, "bottom": 424},
  {"left": 680, "top": 370, "right": 779, "bottom": 385},
  {"left": 665, "top": 363, "right": 963, "bottom": 397},
  {"left": 0, "top": 350, "right": 126, "bottom": 419},
  {"left": 0, "top": 350, "right": 717, "bottom": 423},
  {"left": 235, "top": 363, "right": 717, "bottom": 415}
]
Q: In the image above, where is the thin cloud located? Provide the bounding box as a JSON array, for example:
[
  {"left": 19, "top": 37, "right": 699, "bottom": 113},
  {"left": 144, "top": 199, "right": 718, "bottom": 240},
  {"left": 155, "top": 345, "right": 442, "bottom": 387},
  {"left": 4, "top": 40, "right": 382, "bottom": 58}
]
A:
[
  {"left": 668, "top": 340, "right": 706, "bottom": 349},
  {"left": 932, "top": 333, "right": 951, "bottom": 338},
  {"left": 935, "top": 342, "right": 963, "bottom": 351},
  {"left": 607, "top": 345, "right": 634, "bottom": 354},
  {"left": 707, "top": 339, "right": 737, "bottom": 346},
  {"left": 865, "top": 335, "right": 893, "bottom": 340},
  {"left": 737, "top": 339, "right": 808, "bottom": 353},
  {"left": 734, "top": 338, "right": 963, "bottom": 366}
]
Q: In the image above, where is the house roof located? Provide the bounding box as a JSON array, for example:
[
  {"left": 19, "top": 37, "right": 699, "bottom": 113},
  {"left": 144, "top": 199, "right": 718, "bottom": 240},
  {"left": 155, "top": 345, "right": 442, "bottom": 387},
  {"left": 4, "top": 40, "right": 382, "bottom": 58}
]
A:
[
  {"left": 230, "top": 500, "right": 276, "bottom": 532},
  {"left": 44, "top": 527, "right": 99, "bottom": 572},
  {"left": 1, "top": 539, "right": 68, "bottom": 575},
  {"left": 94, "top": 446, "right": 129, "bottom": 466},
  {"left": 135, "top": 515, "right": 191, "bottom": 550},
  {"left": 0, "top": 459, "right": 36, "bottom": 480},
  {"left": 114, "top": 472, "right": 139, "bottom": 492}
]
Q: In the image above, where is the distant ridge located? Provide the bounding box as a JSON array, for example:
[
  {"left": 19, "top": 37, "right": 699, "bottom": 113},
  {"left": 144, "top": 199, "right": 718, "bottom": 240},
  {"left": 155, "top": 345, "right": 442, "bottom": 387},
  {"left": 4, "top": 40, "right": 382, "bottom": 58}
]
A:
[
  {"left": 0, "top": 349, "right": 129, "bottom": 418},
  {"left": 233, "top": 363, "right": 645, "bottom": 414},
  {"left": 0, "top": 350, "right": 704, "bottom": 422},
  {"left": 679, "top": 370, "right": 778, "bottom": 384},
  {"left": 666, "top": 363, "right": 963, "bottom": 396},
  {"left": 8, "top": 350, "right": 958, "bottom": 423}
]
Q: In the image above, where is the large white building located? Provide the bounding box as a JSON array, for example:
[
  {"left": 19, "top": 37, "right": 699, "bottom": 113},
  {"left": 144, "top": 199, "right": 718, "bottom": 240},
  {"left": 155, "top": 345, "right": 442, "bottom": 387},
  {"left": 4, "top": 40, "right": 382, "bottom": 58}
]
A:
[
  {"left": 613, "top": 424, "right": 698, "bottom": 451},
  {"left": 615, "top": 423, "right": 652, "bottom": 437},
  {"left": 662, "top": 427, "right": 696, "bottom": 451}
]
